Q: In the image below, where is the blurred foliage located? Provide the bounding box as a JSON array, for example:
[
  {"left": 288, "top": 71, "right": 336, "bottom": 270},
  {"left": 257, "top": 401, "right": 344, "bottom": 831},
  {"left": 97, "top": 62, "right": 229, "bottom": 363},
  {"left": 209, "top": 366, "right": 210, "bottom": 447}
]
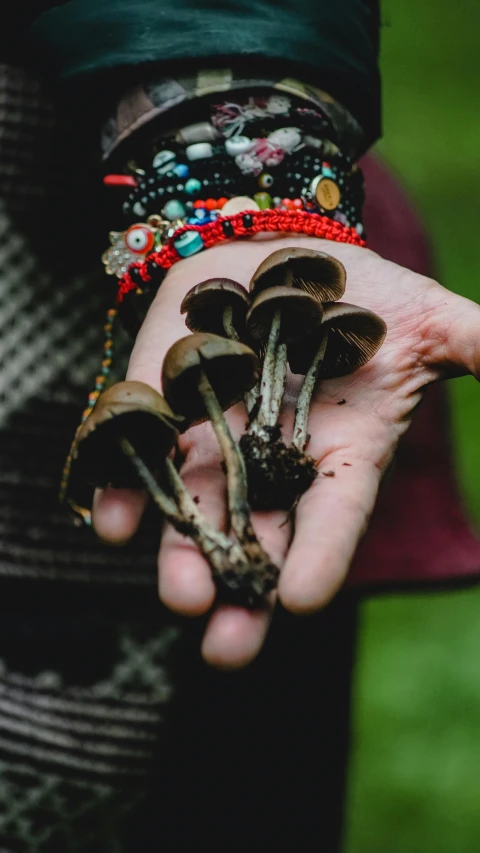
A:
[{"left": 346, "top": 2, "right": 480, "bottom": 851}]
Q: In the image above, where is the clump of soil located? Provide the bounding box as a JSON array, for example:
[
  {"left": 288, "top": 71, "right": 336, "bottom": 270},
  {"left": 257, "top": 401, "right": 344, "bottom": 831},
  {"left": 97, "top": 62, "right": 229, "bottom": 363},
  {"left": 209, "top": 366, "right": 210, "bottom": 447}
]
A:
[{"left": 240, "top": 426, "right": 318, "bottom": 511}]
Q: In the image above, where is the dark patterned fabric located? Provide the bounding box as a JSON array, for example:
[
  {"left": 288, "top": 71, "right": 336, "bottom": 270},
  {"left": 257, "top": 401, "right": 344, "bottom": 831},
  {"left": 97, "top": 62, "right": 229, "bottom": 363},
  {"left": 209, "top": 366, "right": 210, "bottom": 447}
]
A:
[
  {"left": 23, "top": 0, "right": 381, "bottom": 149},
  {"left": 101, "top": 69, "right": 364, "bottom": 160}
]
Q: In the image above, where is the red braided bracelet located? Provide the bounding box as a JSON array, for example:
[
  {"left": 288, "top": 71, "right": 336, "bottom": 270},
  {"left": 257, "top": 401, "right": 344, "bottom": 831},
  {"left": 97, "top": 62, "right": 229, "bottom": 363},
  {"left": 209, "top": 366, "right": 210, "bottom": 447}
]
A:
[{"left": 116, "top": 209, "right": 366, "bottom": 303}]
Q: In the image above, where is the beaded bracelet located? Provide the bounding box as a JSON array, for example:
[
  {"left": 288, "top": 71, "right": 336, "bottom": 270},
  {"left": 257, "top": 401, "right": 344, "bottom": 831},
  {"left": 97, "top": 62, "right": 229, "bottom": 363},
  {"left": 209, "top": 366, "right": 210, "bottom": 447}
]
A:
[{"left": 117, "top": 207, "right": 366, "bottom": 304}]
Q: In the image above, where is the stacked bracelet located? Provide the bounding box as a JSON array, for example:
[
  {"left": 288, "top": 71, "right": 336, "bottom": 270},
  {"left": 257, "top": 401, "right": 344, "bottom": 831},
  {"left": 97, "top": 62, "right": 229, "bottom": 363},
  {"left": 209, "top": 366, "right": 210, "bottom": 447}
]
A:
[{"left": 61, "top": 91, "right": 368, "bottom": 521}]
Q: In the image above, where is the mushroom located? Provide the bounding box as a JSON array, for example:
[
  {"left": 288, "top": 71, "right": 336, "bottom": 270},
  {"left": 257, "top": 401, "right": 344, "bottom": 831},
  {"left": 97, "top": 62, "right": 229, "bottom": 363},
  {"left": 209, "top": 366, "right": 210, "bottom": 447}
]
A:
[
  {"left": 249, "top": 246, "right": 346, "bottom": 301},
  {"left": 181, "top": 278, "right": 250, "bottom": 341},
  {"left": 290, "top": 302, "right": 387, "bottom": 450},
  {"left": 73, "top": 381, "right": 183, "bottom": 488},
  {"left": 162, "top": 333, "right": 279, "bottom": 593},
  {"left": 245, "top": 286, "right": 324, "bottom": 431},
  {"left": 73, "top": 380, "right": 274, "bottom": 607},
  {"left": 181, "top": 279, "right": 259, "bottom": 413},
  {"left": 246, "top": 249, "right": 346, "bottom": 434},
  {"left": 236, "top": 249, "right": 346, "bottom": 511}
]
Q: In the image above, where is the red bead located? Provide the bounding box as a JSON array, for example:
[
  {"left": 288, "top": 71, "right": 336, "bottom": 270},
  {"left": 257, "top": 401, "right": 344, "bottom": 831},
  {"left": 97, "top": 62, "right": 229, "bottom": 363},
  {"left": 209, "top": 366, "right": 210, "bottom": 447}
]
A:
[
  {"left": 282, "top": 198, "right": 292, "bottom": 208},
  {"left": 193, "top": 199, "right": 205, "bottom": 209},
  {"left": 292, "top": 198, "right": 303, "bottom": 209},
  {"left": 322, "top": 161, "right": 331, "bottom": 169},
  {"left": 205, "top": 198, "right": 217, "bottom": 211},
  {"left": 103, "top": 174, "right": 137, "bottom": 187}
]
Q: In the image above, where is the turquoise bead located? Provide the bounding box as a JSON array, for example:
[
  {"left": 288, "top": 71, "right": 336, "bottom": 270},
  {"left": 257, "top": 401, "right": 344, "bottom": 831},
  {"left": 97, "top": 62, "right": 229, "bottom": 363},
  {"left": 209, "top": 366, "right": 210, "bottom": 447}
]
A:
[
  {"left": 322, "top": 166, "right": 334, "bottom": 178},
  {"left": 104, "top": 349, "right": 113, "bottom": 357},
  {"left": 163, "top": 199, "right": 187, "bottom": 220},
  {"left": 174, "top": 231, "right": 204, "bottom": 258},
  {"left": 185, "top": 178, "right": 202, "bottom": 194}
]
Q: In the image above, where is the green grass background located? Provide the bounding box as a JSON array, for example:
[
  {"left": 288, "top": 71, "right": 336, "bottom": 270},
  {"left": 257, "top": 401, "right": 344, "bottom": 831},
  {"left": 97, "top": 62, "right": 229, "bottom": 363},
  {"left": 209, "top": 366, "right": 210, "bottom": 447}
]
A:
[{"left": 346, "top": 2, "right": 480, "bottom": 851}]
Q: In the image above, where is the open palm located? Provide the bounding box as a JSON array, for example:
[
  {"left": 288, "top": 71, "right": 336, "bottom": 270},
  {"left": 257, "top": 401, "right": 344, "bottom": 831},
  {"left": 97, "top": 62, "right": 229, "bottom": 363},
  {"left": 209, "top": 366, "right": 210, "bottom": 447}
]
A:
[{"left": 92, "top": 236, "right": 480, "bottom": 668}]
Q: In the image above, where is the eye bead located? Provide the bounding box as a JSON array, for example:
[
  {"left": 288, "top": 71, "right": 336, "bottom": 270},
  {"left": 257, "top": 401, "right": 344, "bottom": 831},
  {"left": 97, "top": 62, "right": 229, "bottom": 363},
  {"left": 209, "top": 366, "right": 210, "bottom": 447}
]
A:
[
  {"left": 125, "top": 224, "right": 155, "bottom": 254},
  {"left": 258, "top": 173, "right": 274, "bottom": 189}
]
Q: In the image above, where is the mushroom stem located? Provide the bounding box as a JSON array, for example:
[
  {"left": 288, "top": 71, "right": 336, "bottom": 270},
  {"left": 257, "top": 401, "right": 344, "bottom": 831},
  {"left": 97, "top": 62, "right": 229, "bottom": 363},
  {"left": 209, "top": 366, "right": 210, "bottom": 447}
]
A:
[
  {"left": 292, "top": 331, "right": 329, "bottom": 450},
  {"left": 164, "top": 457, "right": 248, "bottom": 564},
  {"left": 197, "top": 367, "right": 251, "bottom": 540},
  {"left": 222, "top": 304, "right": 238, "bottom": 340},
  {"left": 197, "top": 368, "right": 276, "bottom": 576},
  {"left": 120, "top": 438, "right": 262, "bottom": 594},
  {"left": 268, "top": 342, "right": 288, "bottom": 427},
  {"left": 249, "top": 307, "right": 281, "bottom": 433},
  {"left": 221, "top": 304, "right": 258, "bottom": 414},
  {"left": 118, "top": 437, "right": 191, "bottom": 528}
]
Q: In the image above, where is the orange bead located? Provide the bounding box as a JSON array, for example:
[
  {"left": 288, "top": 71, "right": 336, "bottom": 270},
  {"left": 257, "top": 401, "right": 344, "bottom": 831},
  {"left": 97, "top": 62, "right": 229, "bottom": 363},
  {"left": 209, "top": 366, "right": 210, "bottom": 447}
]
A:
[
  {"left": 217, "top": 197, "right": 228, "bottom": 209},
  {"left": 193, "top": 199, "right": 205, "bottom": 209},
  {"left": 205, "top": 198, "right": 217, "bottom": 211}
]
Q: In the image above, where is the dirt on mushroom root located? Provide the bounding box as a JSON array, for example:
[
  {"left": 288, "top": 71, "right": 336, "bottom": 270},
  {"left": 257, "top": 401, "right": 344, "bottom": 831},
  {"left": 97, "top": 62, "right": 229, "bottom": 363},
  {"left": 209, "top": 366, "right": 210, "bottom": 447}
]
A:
[
  {"left": 240, "top": 426, "right": 318, "bottom": 511},
  {"left": 214, "top": 560, "right": 279, "bottom": 608}
]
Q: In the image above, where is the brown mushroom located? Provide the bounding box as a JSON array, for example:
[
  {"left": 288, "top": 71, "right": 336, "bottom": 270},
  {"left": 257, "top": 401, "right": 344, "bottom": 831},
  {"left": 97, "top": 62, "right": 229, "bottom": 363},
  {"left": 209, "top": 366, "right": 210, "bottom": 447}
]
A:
[
  {"left": 246, "top": 286, "right": 324, "bottom": 430},
  {"left": 162, "top": 333, "right": 259, "bottom": 425},
  {"left": 72, "top": 378, "right": 274, "bottom": 606},
  {"left": 246, "top": 286, "right": 324, "bottom": 345},
  {"left": 73, "top": 380, "right": 183, "bottom": 488},
  {"left": 250, "top": 247, "right": 346, "bottom": 302},
  {"left": 181, "top": 278, "right": 250, "bottom": 341},
  {"left": 290, "top": 303, "right": 387, "bottom": 449},
  {"left": 162, "top": 333, "right": 278, "bottom": 591}
]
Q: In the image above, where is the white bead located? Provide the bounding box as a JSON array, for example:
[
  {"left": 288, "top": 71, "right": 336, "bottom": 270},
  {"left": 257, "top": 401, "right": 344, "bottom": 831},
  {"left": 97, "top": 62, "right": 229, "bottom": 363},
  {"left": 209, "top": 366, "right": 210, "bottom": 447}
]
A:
[
  {"left": 152, "top": 149, "right": 176, "bottom": 172},
  {"left": 132, "top": 201, "right": 146, "bottom": 217},
  {"left": 221, "top": 196, "right": 260, "bottom": 216},
  {"left": 267, "top": 127, "right": 302, "bottom": 152},
  {"left": 225, "top": 135, "right": 254, "bottom": 156},
  {"left": 176, "top": 122, "right": 219, "bottom": 144},
  {"left": 186, "top": 142, "right": 214, "bottom": 161},
  {"left": 266, "top": 94, "right": 291, "bottom": 115}
]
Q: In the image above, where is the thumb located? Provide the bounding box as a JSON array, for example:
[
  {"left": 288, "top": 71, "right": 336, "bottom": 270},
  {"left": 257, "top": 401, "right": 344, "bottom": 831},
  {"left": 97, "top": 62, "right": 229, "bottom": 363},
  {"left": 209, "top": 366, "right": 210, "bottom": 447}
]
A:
[{"left": 423, "top": 286, "right": 480, "bottom": 381}]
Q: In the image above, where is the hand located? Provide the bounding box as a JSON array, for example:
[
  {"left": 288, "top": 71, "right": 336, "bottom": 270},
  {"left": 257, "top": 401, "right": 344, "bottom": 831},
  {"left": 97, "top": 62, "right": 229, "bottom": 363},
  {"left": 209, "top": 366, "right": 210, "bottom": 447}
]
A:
[{"left": 92, "top": 235, "right": 480, "bottom": 668}]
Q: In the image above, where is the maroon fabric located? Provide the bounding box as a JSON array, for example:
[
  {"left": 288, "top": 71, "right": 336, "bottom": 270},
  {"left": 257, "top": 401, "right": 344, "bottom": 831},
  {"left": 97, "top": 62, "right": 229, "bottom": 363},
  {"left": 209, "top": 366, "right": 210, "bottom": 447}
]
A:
[{"left": 347, "top": 154, "right": 480, "bottom": 588}]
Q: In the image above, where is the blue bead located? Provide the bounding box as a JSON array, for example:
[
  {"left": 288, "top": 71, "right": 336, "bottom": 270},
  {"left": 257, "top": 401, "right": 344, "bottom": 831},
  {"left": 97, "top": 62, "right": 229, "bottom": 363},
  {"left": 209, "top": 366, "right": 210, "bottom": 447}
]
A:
[
  {"left": 174, "top": 231, "right": 204, "bottom": 258},
  {"left": 185, "top": 178, "right": 202, "bottom": 195},
  {"left": 174, "top": 163, "right": 189, "bottom": 178},
  {"left": 195, "top": 209, "right": 207, "bottom": 221}
]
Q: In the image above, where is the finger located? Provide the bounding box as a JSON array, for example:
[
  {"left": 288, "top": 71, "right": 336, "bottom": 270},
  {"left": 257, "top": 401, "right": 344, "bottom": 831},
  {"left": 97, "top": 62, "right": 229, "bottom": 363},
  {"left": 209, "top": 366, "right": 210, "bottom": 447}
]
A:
[
  {"left": 92, "top": 486, "right": 148, "bottom": 544},
  {"left": 201, "top": 603, "right": 273, "bottom": 670},
  {"left": 421, "top": 288, "right": 480, "bottom": 380},
  {"left": 158, "top": 426, "right": 226, "bottom": 615},
  {"left": 279, "top": 454, "right": 380, "bottom": 613},
  {"left": 200, "top": 506, "right": 290, "bottom": 668}
]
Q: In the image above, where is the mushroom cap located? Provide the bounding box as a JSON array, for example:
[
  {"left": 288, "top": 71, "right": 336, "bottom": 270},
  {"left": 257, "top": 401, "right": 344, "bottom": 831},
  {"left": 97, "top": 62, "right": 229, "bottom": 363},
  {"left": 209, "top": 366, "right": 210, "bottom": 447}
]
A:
[
  {"left": 250, "top": 247, "right": 346, "bottom": 302},
  {"left": 288, "top": 302, "right": 387, "bottom": 376},
  {"left": 246, "top": 286, "right": 324, "bottom": 344},
  {"left": 73, "top": 381, "right": 182, "bottom": 488},
  {"left": 181, "top": 278, "right": 250, "bottom": 339},
  {"left": 162, "top": 333, "right": 259, "bottom": 425}
]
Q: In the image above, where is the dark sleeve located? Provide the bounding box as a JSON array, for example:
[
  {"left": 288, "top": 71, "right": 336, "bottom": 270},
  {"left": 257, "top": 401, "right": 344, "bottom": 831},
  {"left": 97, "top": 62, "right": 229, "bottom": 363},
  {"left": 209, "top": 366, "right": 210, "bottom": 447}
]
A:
[{"left": 22, "top": 0, "right": 381, "bottom": 146}]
